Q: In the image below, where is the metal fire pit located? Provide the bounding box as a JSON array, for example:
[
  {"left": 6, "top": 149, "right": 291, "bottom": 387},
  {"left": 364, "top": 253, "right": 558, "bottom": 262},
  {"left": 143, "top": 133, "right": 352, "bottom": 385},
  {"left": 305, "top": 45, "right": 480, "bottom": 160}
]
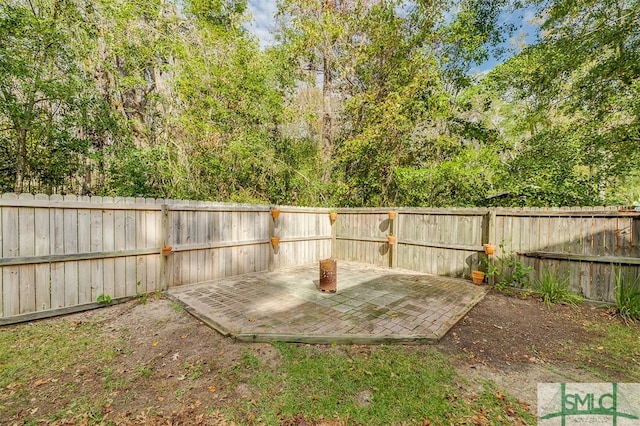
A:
[{"left": 319, "top": 258, "right": 337, "bottom": 293}]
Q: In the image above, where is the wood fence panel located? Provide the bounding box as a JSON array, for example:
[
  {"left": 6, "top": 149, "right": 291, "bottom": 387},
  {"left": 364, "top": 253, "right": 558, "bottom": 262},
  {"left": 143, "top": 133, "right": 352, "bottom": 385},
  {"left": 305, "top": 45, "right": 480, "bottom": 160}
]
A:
[
  {"left": 335, "top": 211, "right": 388, "bottom": 266},
  {"left": 274, "top": 210, "right": 331, "bottom": 269},
  {"left": 396, "top": 210, "right": 484, "bottom": 277},
  {"left": 2, "top": 197, "right": 640, "bottom": 322}
]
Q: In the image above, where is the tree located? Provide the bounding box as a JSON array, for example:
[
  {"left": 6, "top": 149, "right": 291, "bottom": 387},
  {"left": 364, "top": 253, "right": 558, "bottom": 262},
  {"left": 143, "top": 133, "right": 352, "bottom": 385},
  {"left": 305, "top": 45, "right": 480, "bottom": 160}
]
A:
[
  {"left": 484, "top": 0, "right": 640, "bottom": 205},
  {"left": 0, "top": 0, "right": 119, "bottom": 194}
]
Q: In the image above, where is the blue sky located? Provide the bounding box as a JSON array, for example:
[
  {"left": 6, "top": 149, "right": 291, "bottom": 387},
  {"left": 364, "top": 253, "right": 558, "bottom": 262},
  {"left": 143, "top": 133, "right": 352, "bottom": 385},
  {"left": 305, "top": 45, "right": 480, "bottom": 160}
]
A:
[
  {"left": 246, "top": 0, "right": 278, "bottom": 49},
  {"left": 245, "top": 0, "right": 538, "bottom": 72}
]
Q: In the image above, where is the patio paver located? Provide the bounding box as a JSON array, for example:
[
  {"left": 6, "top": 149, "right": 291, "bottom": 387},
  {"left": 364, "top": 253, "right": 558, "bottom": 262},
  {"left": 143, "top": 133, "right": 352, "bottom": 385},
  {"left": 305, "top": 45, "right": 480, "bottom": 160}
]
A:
[{"left": 167, "top": 261, "right": 488, "bottom": 344}]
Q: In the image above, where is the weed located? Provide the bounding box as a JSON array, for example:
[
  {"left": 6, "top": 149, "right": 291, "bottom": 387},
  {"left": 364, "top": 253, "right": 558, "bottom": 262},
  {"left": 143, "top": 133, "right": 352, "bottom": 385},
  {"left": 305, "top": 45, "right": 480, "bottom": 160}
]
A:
[
  {"left": 170, "top": 300, "right": 185, "bottom": 313},
  {"left": 614, "top": 266, "right": 640, "bottom": 322},
  {"left": 533, "top": 268, "right": 582, "bottom": 307},
  {"left": 174, "top": 388, "right": 186, "bottom": 399},
  {"left": 96, "top": 293, "right": 112, "bottom": 306},
  {"left": 135, "top": 281, "right": 148, "bottom": 305},
  {"left": 182, "top": 362, "right": 203, "bottom": 380},
  {"left": 135, "top": 364, "right": 153, "bottom": 378}
]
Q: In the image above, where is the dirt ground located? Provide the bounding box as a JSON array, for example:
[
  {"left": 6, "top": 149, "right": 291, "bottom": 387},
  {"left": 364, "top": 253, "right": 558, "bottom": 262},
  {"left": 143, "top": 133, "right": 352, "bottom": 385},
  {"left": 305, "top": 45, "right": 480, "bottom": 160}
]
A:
[{"left": 2, "top": 288, "right": 636, "bottom": 424}]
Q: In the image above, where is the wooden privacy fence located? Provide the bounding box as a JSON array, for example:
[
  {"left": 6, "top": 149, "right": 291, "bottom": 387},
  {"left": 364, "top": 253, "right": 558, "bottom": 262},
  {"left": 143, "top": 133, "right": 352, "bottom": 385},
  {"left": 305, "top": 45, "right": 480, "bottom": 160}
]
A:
[
  {"left": 1, "top": 194, "right": 639, "bottom": 324},
  {"left": 0, "top": 194, "right": 332, "bottom": 324},
  {"left": 333, "top": 207, "right": 640, "bottom": 303}
]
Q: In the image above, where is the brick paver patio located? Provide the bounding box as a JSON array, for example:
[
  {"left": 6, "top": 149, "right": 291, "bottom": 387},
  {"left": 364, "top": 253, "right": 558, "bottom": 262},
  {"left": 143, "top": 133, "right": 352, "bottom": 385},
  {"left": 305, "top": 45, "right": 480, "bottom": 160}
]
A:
[{"left": 167, "top": 261, "right": 488, "bottom": 344}]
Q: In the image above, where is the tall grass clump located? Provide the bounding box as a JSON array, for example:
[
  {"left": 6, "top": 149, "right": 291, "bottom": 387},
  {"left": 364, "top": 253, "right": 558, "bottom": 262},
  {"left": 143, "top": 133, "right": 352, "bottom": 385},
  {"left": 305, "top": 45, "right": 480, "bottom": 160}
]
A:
[
  {"left": 614, "top": 266, "right": 640, "bottom": 322},
  {"left": 533, "top": 268, "right": 582, "bottom": 307}
]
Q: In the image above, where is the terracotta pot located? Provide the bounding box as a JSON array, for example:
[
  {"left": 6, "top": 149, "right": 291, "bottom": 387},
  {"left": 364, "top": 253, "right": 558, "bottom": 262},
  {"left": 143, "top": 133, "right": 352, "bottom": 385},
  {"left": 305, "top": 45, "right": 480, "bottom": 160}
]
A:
[
  {"left": 388, "top": 211, "right": 396, "bottom": 220},
  {"left": 387, "top": 235, "right": 396, "bottom": 245},
  {"left": 471, "top": 270, "right": 485, "bottom": 285},
  {"left": 483, "top": 244, "right": 496, "bottom": 255},
  {"left": 162, "top": 245, "right": 173, "bottom": 256},
  {"left": 271, "top": 209, "right": 280, "bottom": 219},
  {"left": 271, "top": 236, "right": 280, "bottom": 247},
  {"left": 329, "top": 212, "right": 337, "bottom": 221}
]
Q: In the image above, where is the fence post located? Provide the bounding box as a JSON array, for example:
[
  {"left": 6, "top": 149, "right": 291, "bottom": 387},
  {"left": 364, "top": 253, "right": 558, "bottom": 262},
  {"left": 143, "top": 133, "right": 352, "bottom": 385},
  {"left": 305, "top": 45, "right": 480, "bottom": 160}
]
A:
[
  {"left": 388, "top": 210, "right": 396, "bottom": 269},
  {"left": 482, "top": 209, "right": 496, "bottom": 285},
  {"left": 160, "top": 204, "right": 169, "bottom": 290}
]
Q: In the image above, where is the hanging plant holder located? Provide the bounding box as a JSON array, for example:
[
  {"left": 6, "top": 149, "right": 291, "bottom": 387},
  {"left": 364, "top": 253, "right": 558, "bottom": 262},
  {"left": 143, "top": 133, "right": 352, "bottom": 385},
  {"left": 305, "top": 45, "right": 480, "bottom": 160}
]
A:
[
  {"left": 483, "top": 244, "right": 496, "bottom": 255},
  {"left": 329, "top": 212, "right": 337, "bottom": 222},
  {"left": 387, "top": 235, "right": 396, "bottom": 245},
  {"left": 388, "top": 211, "right": 396, "bottom": 220},
  {"left": 271, "top": 236, "right": 280, "bottom": 247},
  {"left": 162, "top": 245, "right": 173, "bottom": 256},
  {"left": 271, "top": 209, "right": 280, "bottom": 219}
]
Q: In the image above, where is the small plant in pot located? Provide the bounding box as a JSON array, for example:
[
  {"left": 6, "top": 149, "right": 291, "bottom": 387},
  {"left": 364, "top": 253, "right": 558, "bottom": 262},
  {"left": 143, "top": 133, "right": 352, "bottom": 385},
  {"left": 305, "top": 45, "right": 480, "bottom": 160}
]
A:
[{"left": 329, "top": 209, "right": 337, "bottom": 222}]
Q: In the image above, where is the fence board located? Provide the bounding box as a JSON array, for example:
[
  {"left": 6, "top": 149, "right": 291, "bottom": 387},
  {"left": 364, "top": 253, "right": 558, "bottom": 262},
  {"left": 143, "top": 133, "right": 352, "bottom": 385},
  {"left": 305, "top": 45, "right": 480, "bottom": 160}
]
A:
[
  {"left": 34, "top": 195, "right": 50, "bottom": 311},
  {"left": 2, "top": 194, "right": 20, "bottom": 316},
  {"left": 18, "top": 194, "right": 35, "bottom": 314},
  {"left": 78, "top": 206, "right": 92, "bottom": 305}
]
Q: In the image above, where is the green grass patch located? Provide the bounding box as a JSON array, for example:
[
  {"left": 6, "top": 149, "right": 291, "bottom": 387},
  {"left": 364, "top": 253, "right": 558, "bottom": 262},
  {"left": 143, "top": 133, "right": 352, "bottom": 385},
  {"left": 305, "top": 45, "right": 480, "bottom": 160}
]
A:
[
  {"left": 0, "top": 319, "right": 124, "bottom": 423},
  {"left": 578, "top": 320, "right": 640, "bottom": 382},
  {"left": 225, "top": 343, "right": 535, "bottom": 425}
]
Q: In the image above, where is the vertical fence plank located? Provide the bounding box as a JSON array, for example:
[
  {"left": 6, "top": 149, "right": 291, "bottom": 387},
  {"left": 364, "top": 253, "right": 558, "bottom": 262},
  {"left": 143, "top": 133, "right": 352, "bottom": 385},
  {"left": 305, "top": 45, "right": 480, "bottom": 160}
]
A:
[
  {"left": 77, "top": 197, "right": 92, "bottom": 305},
  {"left": 34, "top": 194, "right": 50, "bottom": 312},
  {"left": 146, "top": 198, "right": 159, "bottom": 291},
  {"left": 135, "top": 199, "right": 147, "bottom": 293},
  {"left": 124, "top": 201, "right": 137, "bottom": 296},
  {"left": 49, "top": 194, "right": 65, "bottom": 309},
  {"left": 63, "top": 195, "right": 79, "bottom": 307},
  {"left": 90, "top": 197, "right": 104, "bottom": 303},
  {"left": 102, "top": 197, "right": 115, "bottom": 299},
  {"left": 113, "top": 198, "right": 126, "bottom": 298},
  {"left": 2, "top": 194, "right": 20, "bottom": 316},
  {"left": 18, "top": 194, "right": 35, "bottom": 314}
]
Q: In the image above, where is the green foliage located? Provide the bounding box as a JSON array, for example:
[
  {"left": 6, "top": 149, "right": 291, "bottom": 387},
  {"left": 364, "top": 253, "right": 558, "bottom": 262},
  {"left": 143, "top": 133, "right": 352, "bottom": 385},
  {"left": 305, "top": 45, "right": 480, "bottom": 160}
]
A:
[
  {"left": 486, "top": 244, "right": 534, "bottom": 290},
  {"left": 483, "top": 0, "right": 640, "bottom": 206},
  {"left": 96, "top": 293, "right": 112, "bottom": 306},
  {"left": 614, "top": 267, "right": 640, "bottom": 322},
  {"left": 533, "top": 268, "right": 582, "bottom": 307}
]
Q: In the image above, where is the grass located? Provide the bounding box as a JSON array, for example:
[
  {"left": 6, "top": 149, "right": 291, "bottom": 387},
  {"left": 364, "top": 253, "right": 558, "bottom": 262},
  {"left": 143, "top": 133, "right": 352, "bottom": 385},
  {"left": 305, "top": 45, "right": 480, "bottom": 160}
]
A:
[
  {"left": 0, "top": 319, "right": 117, "bottom": 423},
  {"left": 533, "top": 268, "right": 582, "bottom": 307},
  {"left": 224, "top": 344, "right": 535, "bottom": 425},
  {"left": 578, "top": 319, "right": 640, "bottom": 382},
  {"left": 614, "top": 267, "right": 640, "bottom": 322}
]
